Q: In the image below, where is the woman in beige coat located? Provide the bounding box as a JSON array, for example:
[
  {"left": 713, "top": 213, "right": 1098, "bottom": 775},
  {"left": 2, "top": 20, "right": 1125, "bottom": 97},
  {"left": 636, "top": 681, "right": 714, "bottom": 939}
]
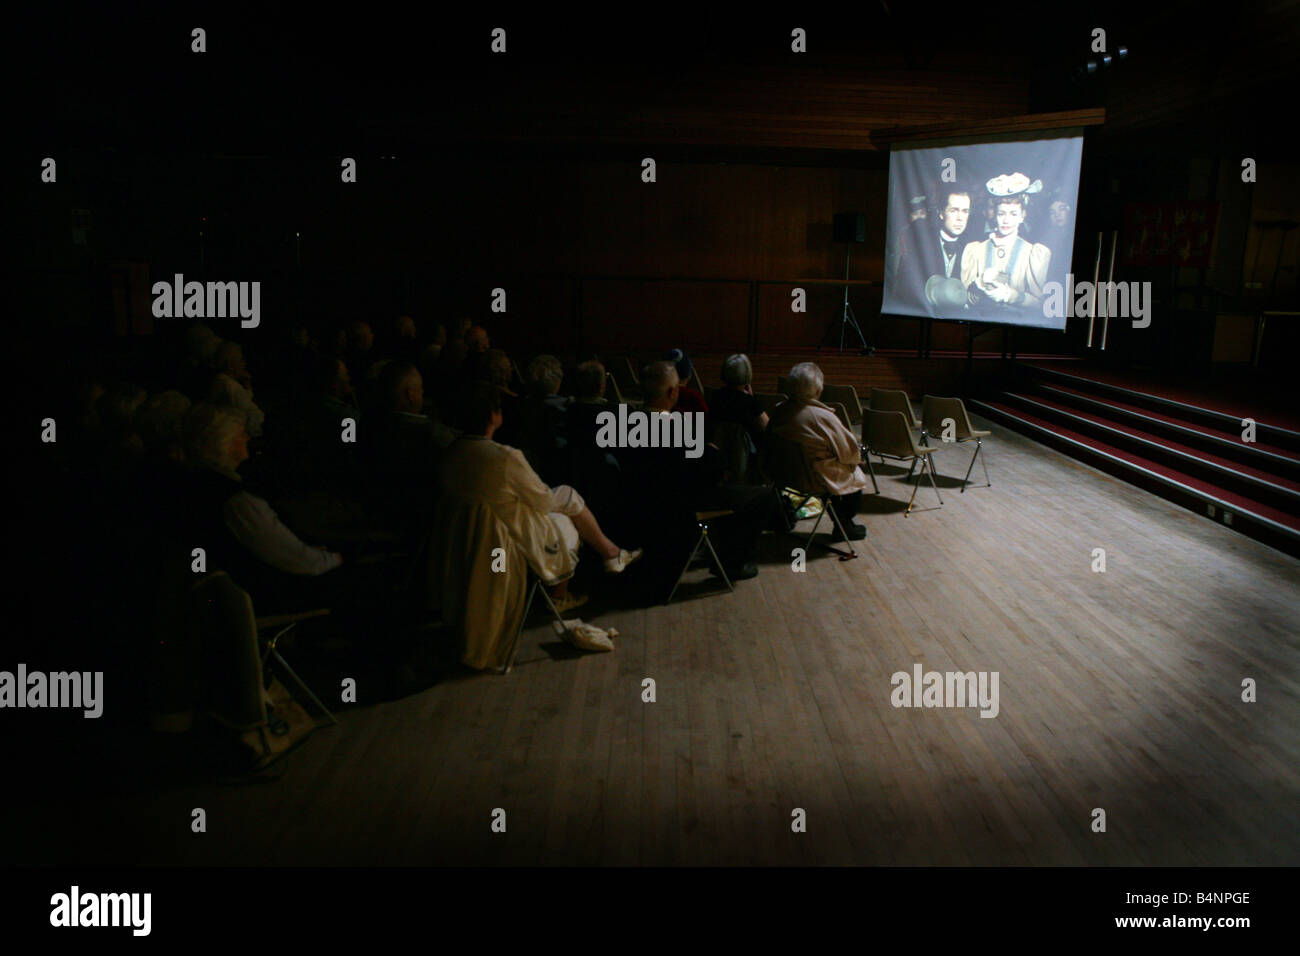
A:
[{"left": 769, "top": 362, "right": 869, "bottom": 540}]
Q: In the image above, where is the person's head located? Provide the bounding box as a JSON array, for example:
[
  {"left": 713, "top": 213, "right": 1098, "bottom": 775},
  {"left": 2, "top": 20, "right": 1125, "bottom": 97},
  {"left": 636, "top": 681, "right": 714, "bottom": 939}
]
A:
[
  {"left": 992, "top": 195, "right": 1027, "bottom": 238},
  {"left": 184, "top": 403, "right": 249, "bottom": 475},
  {"left": 663, "top": 348, "right": 692, "bottom": 382},
  {"left": 453, "top": 318, "right": 473, "bottom": 344},
  {"left": 394, "top": 314, "right": 416, "bottom": 340},
  {"left": 212, "top": 341, "right": 246, "bottom": 377},
  {"left": 459, "top": 382, "right": 503, "bottom": 436},
  {"left": 640, "top": 361, "right": 680, "bottom": 411},
  {"left": 526, "top": 355, "right": 564, "bottom": 397},
  {"left": 574, "top": 360, "right": 606, "bottom": 401},
  {"left": 431, "top": 322, "right": 447, "bottom": 347},
  {"left": 348, "top": 320, "right": 374, "bottom": 352},
  {"left": 937, "top": 189, "right": 971, "bottom": 238},
  {"left": 135, "top": 390, "right": 192, "bottom": 461},
  {"left": 289, "top": 324, "right": 312, "bottom": 350},
  {"left": 721, "top": 353, "right": 754, "bottom": 389},
  {"left": 380, "top": 361, "right": 423, "bottom": 414},
  {"left": 787, "top": 362, "right": 824, "bottom": 403},
  {"left": 465, "top": 325, "right": 490, "bottom": 353},
  {"left": 485, "top": 349, "right": 513, "bottom": 389},
  {"left": 1049, "top": 199, "right": 1071, "bottom": 227},
  {"left": 312, "top": 353, "right": 352, "bottom": 398}
]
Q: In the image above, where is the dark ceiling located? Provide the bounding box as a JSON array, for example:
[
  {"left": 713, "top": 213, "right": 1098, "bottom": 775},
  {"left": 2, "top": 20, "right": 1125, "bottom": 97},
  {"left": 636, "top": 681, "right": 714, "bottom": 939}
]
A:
[{"left": 18, "top": 2, "right": 1300, "bottom": 162}]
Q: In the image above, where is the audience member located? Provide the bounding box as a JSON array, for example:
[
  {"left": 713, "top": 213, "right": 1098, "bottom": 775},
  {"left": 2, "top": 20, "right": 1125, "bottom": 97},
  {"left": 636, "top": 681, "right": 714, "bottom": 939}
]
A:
[
  {"left": 207, "top": 341, "right": 265, "bottom": 438},
  {"left": 769, "top": 362, "right": 869, "bottom": 540},
  {"left": 709, "top": 353, "right": 769, "bottom": 445},
  {"left": 440, "top": 384, "right": 641, "bottom": 612},
  {"left": 180, "top": 403, "right": 345, "bottom": 611},
  {"left": 664, "top": 348, "right": 709, "bottom": 414},
  {"left": 617, "top": 362, "right": 771, "bottom": 587}
]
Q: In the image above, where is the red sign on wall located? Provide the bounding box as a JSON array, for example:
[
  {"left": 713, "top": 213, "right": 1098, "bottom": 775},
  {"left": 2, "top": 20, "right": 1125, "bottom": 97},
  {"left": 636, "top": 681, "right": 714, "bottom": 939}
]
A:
[{"left": 1122, "top": 201, "right": 1219, "bottom": 267}]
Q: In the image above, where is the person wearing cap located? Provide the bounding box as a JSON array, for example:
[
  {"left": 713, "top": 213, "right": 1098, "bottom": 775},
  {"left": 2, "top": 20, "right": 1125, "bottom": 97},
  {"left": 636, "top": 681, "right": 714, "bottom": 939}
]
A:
[
  {"left": 960, "top": 173, "right": 1052, "bottom": 313},
  {"left": 663, "top": 348, "right": 709, "bottom": 415}
]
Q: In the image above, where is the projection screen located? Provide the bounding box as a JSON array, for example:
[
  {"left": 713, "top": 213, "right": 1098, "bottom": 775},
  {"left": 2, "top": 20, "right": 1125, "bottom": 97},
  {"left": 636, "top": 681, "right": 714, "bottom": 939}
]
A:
[{"left": 882, "top": 131, "right": 1084, "bottom": 330}]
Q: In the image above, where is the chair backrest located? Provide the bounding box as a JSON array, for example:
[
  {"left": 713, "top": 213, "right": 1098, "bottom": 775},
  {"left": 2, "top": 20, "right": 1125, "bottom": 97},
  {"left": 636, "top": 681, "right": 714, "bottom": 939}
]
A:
[
  {"left": 829, "top": 401, "right": 852, "bottom": 431},
  {"left": 689, "top": 366, "right": 705, "bottom": 396},
  {"left": 870, "top": 388, "right": 919, "bottom": 428},
  {"left": 188, "top": 571, "right": 265, "bottom": 729},
  {"left": 428, "top": 493, "right": 528, "bottom": 670},
  {"left": 753, "top": 392, "right": 788, "bottom": 415},
  {"left": 821, "top": 384, "right": 863, "bottom": 424},
  {"left": 921, "top": 395, "right": 974, "bottom": 441},
  {"left": 613, "top": 356, "right": 639, "bottom": 388},
  {"left": 606, "top": 372, "right": 625, "bottom": 405},
  {"left": 708, "top": 420, "right": 755, "bottom": 485},
  {"left": 776, "top": 375, "right": 793, "bottom": 398},
  {"left": 761, "top": 432, "right": 823, "bottom": 494},
  {"left": 864, "top": 409, "right": 918, "bottom": 458}
]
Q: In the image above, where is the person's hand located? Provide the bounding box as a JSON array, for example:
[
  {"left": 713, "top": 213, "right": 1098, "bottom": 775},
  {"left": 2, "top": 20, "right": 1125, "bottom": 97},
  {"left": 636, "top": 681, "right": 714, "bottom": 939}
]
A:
[{"left": 985, "top": 280, "right": 1016, "bottom": 304}]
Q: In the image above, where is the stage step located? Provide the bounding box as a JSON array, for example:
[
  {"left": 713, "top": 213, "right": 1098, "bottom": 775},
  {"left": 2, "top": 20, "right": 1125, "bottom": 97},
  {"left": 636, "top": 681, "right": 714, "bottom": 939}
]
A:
[
  {"left": 999, "top": 391, "right": 1300, "bottom": 515},
  {"left": 971, "top": 398, "right": 1300, "bottom": 557},
  {"left": 1017, "top": 362, "right": 1300, "bottom": 453}
]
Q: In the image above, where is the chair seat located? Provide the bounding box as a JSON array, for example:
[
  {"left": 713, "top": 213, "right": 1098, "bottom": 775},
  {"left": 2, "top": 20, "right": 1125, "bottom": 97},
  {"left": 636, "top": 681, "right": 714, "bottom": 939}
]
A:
[
  {"left": 966, "top": 429, "right": 992, "bottom": 438},
  {"left": 696, "top": 509, "right": 735, "bottom": 521}
]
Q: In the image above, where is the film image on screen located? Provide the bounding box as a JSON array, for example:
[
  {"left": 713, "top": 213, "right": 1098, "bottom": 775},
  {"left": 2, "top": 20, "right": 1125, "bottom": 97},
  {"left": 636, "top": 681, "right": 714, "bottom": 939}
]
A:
[{"left": 882, "top": 133, "right": 1084, "bottom": 331}]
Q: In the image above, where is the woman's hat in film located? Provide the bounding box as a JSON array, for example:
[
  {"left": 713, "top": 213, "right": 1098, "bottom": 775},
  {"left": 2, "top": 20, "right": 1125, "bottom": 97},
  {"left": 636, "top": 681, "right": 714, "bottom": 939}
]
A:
[{"left": 986, "top": 172, "right": 1043, "bottom": 198}]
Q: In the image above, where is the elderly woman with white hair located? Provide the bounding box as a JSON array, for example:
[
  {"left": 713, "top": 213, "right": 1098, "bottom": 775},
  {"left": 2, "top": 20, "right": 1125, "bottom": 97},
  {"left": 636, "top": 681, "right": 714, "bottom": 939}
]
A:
[
  {"left": 182, "top": 403, "right": 344, "bottom": 609},
  {"left": 769, "top": 362, "right": 870, "bottom": 540},
  {"left": 206, "top": 340, "right": 266, "bottom": 438}
]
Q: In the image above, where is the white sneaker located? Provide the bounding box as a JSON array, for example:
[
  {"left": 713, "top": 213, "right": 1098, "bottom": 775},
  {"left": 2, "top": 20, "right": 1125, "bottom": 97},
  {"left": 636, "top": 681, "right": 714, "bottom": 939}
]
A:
[{"left": 604, "top": 548, "right": 644, "bottom": 574}]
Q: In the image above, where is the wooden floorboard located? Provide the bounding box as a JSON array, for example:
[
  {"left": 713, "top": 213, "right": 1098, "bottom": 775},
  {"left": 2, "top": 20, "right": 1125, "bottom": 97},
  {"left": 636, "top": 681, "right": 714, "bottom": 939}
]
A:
[{"left": 13, "top": 414, "right": 1300, "bottom": 866}]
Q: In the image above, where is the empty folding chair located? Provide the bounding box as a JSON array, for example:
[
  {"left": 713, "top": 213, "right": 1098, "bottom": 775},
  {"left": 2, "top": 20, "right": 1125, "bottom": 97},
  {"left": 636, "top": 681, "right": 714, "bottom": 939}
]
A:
[
  {"left": 869, "top": 388, "right": 921, "bottom": 430},
  {"left": 821, "top": 384, "right": 863, "bottom": 427},
  {"left": 868, "top": 387, "right": 925, "bottom": 477},
  {"left": 862, "top": 409, "right": 943, "bottom": 516},
  {"left": 921, "top": 395, "right": 992, "bottom": 492}
]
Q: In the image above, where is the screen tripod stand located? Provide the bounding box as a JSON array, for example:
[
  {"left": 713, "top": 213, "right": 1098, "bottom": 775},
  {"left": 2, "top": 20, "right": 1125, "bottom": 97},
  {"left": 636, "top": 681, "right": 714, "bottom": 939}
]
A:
[{"left": 818, "top": 245, "right": 875, "bottom": 354}]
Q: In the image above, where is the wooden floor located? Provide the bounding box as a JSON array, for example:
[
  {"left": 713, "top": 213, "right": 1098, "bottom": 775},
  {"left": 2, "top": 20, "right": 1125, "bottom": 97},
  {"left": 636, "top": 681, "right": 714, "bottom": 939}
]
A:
[{"left": 16, "top": 416, "right": 1300, "bottom": 865}]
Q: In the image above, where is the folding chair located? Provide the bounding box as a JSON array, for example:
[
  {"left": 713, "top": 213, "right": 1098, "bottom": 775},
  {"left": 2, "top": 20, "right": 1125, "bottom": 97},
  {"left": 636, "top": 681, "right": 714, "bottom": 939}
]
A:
[
  {"left": 862, "top": 409, "right": 943, "bottom": 516},
  {"left": 753, "top": 391, "right": 789, "bottom": 416},
  {"left": 868, "top": 387, "right": 926, "bottom": 478},
  {"left": 257, "top": 606, "right": 339, "bottom": 726},
  {"left": 821, "top": 384, "right": 863, "bottom": 427},
  {"left": 192, "top": 571, "right": 339, "bottom": 730},
  {"left": 666, "top": 510, "right": 736, "bottom": 603},
  {"left": 921, "top": 395, "right": 992, "bottom": 492},
  {"left": 498, "top": 570, "right": 569, "bottom": 673},
  {"left": 762, "top": 432, "right": 859, "bottom": 559}
]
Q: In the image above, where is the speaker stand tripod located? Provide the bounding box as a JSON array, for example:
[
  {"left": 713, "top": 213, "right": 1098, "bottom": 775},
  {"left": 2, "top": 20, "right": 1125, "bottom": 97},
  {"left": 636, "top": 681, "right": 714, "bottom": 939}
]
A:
[{"left": 818, "top": 247, "right": 874, "bottom": 354}]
